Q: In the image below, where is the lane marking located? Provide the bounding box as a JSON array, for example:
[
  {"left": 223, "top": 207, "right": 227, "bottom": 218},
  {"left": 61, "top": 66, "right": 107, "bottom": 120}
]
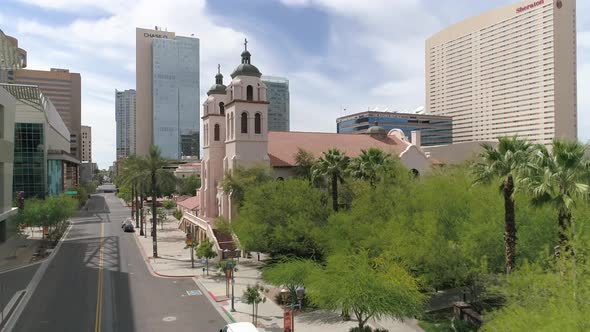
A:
[{"left": 94, "top": 222, "right": 104, "bottom": 332}]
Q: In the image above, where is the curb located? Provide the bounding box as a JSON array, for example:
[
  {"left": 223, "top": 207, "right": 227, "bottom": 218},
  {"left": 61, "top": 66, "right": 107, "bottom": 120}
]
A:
[
  {"left": 0, "top": 260, "right": 43, "bottom": 275},
  {"left": 208, "top": 291, "right": 229, "bottom": 303},
  {"left": 131, "top": 231, "right": 198, "bottom": 279},
  {"left": 193, "top": 277, "right": 234, "bottom": 324}
]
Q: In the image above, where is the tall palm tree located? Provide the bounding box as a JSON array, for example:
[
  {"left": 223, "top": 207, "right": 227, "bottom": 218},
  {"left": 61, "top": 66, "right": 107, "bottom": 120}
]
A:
[
  {"left": 349, "top": 147, "right": 392, "bottom": 187},
  {"left": 312, "top": 148, "right": 350, "bottom": 212},
  {"left": 143, "top": 145, "right": 176, "bottom": 258},
  {"left": 471, "top": 136, "right": 532, "bottom": 274},
  {"left": 120, "top": 155, "right": 145, "bottom": 229},
  {"left": 523, "top": 139, "right": 590, "bottom": 257}
]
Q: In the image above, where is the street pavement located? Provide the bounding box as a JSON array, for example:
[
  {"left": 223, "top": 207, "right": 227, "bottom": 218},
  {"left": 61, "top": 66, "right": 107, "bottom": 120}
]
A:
[{"left": 9, "top": 193, "right": 226, "bottom": 332}]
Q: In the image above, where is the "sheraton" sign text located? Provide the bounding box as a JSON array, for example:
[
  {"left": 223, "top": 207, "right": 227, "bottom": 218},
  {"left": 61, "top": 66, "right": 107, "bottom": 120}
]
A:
[{"left": 516, "top": 0, "right": 544, "bottom": 13}]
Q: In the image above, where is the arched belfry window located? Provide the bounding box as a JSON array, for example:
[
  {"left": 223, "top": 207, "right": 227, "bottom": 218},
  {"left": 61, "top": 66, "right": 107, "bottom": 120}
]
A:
[
  {"left": 255, "top": 113, "right": 261, "bottom": 134},
  {"left": 214, "top": 124, "right": 220, "bottom": 141},
  {"left": 246, "top": 85, "right": 253, "bottom": 101},
  {"left": 241, "top": 112, "right": 248, "bottom": 133},
  {"left": 219, "top": 102, "right": 225, "bottom": 115}
]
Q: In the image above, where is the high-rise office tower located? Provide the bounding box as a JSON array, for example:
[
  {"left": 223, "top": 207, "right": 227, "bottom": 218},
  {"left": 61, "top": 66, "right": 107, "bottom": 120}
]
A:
[
  {"left": 426, "top": 0, "right": 577, "bottom": 144},
  {"left": 262, "top": 76, "right": 289, "bottom": 132},
  {"left": 13, "top": 68, "right": 82, "bottom": 157},
  {"left": 136, "top": 27, "right": 200, "bottom": 159},
  {"left": 0, "top": 28, "right": 27, "bottom": 83},
  {"left": 115, "top": 89, "right": 136, "bottom": 158},
  {"left": 81, "top": 125, "right": 91, "bottom": 162}
]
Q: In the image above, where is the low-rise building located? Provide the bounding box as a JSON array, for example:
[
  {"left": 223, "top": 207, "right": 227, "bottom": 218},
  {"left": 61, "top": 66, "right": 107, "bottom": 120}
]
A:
[
  {"left": 0, "top": 86, "right": 18, "bottom": 242},
  {"left": 1, "top": 83, "right": 79, "bottom": 198}
]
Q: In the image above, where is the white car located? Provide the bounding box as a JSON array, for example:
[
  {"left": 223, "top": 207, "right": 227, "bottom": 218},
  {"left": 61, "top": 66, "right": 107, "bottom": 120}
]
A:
[{"left": 219, "top": 322, "right": 259, "bottom": 332}]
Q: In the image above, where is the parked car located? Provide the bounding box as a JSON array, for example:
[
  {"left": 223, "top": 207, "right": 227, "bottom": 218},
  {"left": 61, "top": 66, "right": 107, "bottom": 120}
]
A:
[
  {"left": 220, "top": 322, "right": 259, "bottom": 332},
  {"left": 122, "top": 219, "right": 134, "bottom": 232}
]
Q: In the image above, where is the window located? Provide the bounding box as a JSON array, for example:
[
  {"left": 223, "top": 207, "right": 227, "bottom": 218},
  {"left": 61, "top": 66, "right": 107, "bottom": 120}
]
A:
[
  {"left": 214, "top": 124, "right": 220, "bottom": 141},
  {"left": 247, "top": 85, "right": 253, "bottom": 101},
  {"left": 219, "top": 102, "right": 225, "bottom": 115},
  {"left": 255, "top": 113, "right": 261, "bottom": 134},
  {"left": 241, "top": 112, "right": 248, "bottom": 133}
]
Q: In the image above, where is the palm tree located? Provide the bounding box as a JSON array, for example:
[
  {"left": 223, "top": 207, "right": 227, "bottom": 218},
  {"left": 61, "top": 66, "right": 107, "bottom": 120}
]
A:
[
  {"left": 293, "top": 148, "right": 316, "bottom": 181},
  {"left": 120, "top": 155, "right": 146, "bottom": 229},
  {"left": 523, "top": 139, "right": 590, "bottom": 257},
  {"left": 349, "top": 147, "right": 392, "bottom": 187},
  {"left": 471, "top": 136, "right": 532, "bottom": 274},
  {"left": 143, "top": 145, "right": 176, "bottom": 258},
  {"left": 312, "top": 148, "right": 350, "bottom": 212}
]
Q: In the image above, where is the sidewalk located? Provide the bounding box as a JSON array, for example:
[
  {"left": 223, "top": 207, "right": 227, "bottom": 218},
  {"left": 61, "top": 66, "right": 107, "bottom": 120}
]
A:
[
  {"left": 0, "top": 230, "right": 45, "bottom": 273},
  {"left": 134, "top": 216, "right": 423, "bottom": 332}
]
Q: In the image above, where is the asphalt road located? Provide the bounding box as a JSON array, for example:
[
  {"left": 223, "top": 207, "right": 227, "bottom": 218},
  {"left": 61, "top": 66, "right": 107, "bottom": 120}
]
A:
[
  {"left": 0, "top": 263, "right": 39, "bottom": 318},
  {"left": 12, "top": 193, "right": 226, "bottom": 332}
]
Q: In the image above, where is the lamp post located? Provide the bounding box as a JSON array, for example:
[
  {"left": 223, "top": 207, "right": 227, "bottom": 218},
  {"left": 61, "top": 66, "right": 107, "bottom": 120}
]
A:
[
  {"left": 280, "top": 288, "right": 292, "bottom": 332},
  {"left": 296, "top": 287, "right": 305, "bottom": 310}
]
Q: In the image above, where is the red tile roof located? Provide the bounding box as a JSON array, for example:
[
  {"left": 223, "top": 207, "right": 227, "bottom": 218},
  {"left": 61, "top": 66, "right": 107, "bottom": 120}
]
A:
[
  {"left": 175, "top": 195, "right": 191, "bottom": 203},
  {"left": 177, "top": 196, "right": 199, "bottom": 211},
  {"left": 267, "top": 131, "right": 410, "bottom": 167}
]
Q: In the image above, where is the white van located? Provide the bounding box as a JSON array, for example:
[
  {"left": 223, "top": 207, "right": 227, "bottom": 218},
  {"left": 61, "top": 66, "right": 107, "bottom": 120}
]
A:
[{"left": 219, "top": 322, "right": 259, "bottom": 332}]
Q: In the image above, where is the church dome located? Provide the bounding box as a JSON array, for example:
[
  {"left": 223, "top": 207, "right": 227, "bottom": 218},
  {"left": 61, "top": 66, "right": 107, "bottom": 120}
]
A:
[
  {"left": 207, "top": 83, "right": 226, "bottom": 96},
  {"left": 231, "top": 39, "right": 262, "bottom": 78},
  {"left": 207, "top": 66, "right": 227, "bottom": 95}
]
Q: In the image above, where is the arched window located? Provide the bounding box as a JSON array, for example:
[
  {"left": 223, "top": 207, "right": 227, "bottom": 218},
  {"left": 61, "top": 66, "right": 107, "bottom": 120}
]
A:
[
  {"left": 241, "top": 112, "right": 248, "bottom": 133},
  {"left": 255, "top": 113, "right": 261, "bottom": 134},
  {"left": 246, "top": 85, "right": 253, "bottom": 101},
  {"left": 214, "top": 124, "right": 220, "bottom": 141},
  {"left": 219, "top": 102, "right": 225, "bottom": 115}
]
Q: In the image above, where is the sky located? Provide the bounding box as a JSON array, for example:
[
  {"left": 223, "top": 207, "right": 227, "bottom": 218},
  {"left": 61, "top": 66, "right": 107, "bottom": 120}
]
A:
[{"left": 1, "top": 0, "right": 589, "bottom": 169}]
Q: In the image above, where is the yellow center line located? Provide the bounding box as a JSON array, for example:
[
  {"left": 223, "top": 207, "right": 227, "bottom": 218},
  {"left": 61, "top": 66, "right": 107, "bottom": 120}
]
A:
[{"left": 95, "top": 222, "right": 104, "bottom": 332}]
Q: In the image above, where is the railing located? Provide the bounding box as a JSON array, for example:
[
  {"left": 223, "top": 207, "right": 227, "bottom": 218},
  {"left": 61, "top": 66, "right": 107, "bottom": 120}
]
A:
[{"left": 183, "top": 211, "right": 223, "bottom": 257}]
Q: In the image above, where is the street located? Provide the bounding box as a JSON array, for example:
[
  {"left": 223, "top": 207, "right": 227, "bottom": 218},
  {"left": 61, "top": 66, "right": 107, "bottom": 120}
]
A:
[{"left": 9, "top": 193, "right": 226, "bottom": 332}]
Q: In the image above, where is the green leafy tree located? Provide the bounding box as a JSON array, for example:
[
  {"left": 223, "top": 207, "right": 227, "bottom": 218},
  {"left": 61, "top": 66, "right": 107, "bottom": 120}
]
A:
[
  {"left": 221, "top": 165, "right": 272, "bottom": 207},
  {"left": 471, "top": 136, "right": 532, "bottom": 274},
  {"left": 157, "top": 208, "right": 167, "bottom": 230},
  {"left": 196, "top": 238, "right": 218, "bottom": 275},
  {"left": 349, "top": 147, "right": 393, "bottom": 188},
  {"left": 233, "top": 179, "right": 330, "bottom": 258},
  {"left": 306, "top": 251, "right": 424, "bottom": 329},
  {"left": 262, "top": 258, "right": 317, "bottom": 301},
  {"left": 523, "top": 140, "right": 590, "bottom": 257},
  {"left": 312, "top": 148, "right": 350, "bottom": 212},
  {"left": 242, "top": 283, "right": 267, "bottom": 326},
  {"left": 178, "top": 175, "right": 201, "bottom": 195},
  {"left": 162, "top": 200, "right": 176, "bottom": 210}
]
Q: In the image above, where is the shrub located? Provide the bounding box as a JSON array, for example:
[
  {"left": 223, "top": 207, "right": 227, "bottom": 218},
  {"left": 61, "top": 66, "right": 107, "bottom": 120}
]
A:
[
  {"left": 163, "top": 200, "right": 176, "bottom": 209},
  {"left": 173, "top": 209, "right": 183, "bottom": 220}
]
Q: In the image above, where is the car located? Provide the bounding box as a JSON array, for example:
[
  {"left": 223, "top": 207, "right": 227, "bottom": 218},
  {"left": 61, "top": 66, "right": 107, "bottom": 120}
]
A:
[
  {"left": 220, "top": 322, "right": 259, "bottom": 332},
  {"left": 122, "top": 219, "right": 134, "bottom": 232}
]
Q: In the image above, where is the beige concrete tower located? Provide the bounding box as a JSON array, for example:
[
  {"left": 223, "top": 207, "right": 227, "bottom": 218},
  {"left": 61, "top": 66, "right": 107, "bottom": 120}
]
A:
[
  {"left": 223, "top": 41, "right": 269, "bottom": 220},
  {"left": 199, "top": 66, "right": 228, "bottom": 218},
  {"left": 426, "top": 0, "right": 577, "bottom": 144}
]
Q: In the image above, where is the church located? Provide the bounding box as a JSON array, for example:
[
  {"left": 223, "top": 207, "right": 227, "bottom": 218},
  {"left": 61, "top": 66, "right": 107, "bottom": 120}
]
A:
[{"left": 181, "top": 41, "right": 432, "bottom": 252}]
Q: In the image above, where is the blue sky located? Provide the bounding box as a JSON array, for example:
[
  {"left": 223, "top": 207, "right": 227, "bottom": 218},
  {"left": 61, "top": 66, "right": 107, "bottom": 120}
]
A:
[{"left": 1, "top": 0, "right": 589, "bottom": 169}]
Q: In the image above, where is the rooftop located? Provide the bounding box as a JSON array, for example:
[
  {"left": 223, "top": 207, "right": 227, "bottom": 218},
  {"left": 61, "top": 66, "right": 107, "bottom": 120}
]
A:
[{"left": 267, "top": 131, "right": 410, "bottom": 167}]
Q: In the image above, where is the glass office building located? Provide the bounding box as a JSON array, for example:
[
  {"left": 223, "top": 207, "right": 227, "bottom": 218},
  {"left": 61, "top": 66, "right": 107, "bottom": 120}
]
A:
[
  {"left": 13, "top": 123, "right": 46, "bottom": 198},
  {"left": 337, "top": 111, "right": 453, "bottom": 147},
  {"left": 261, "top": 76, "right": 289, "bottom": 132},
  {"left": 152, "top": 36, "right": 200, "bottom": 160},
  {"left": 115, "top": 89, "right": 136, "bottom": 159}
]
